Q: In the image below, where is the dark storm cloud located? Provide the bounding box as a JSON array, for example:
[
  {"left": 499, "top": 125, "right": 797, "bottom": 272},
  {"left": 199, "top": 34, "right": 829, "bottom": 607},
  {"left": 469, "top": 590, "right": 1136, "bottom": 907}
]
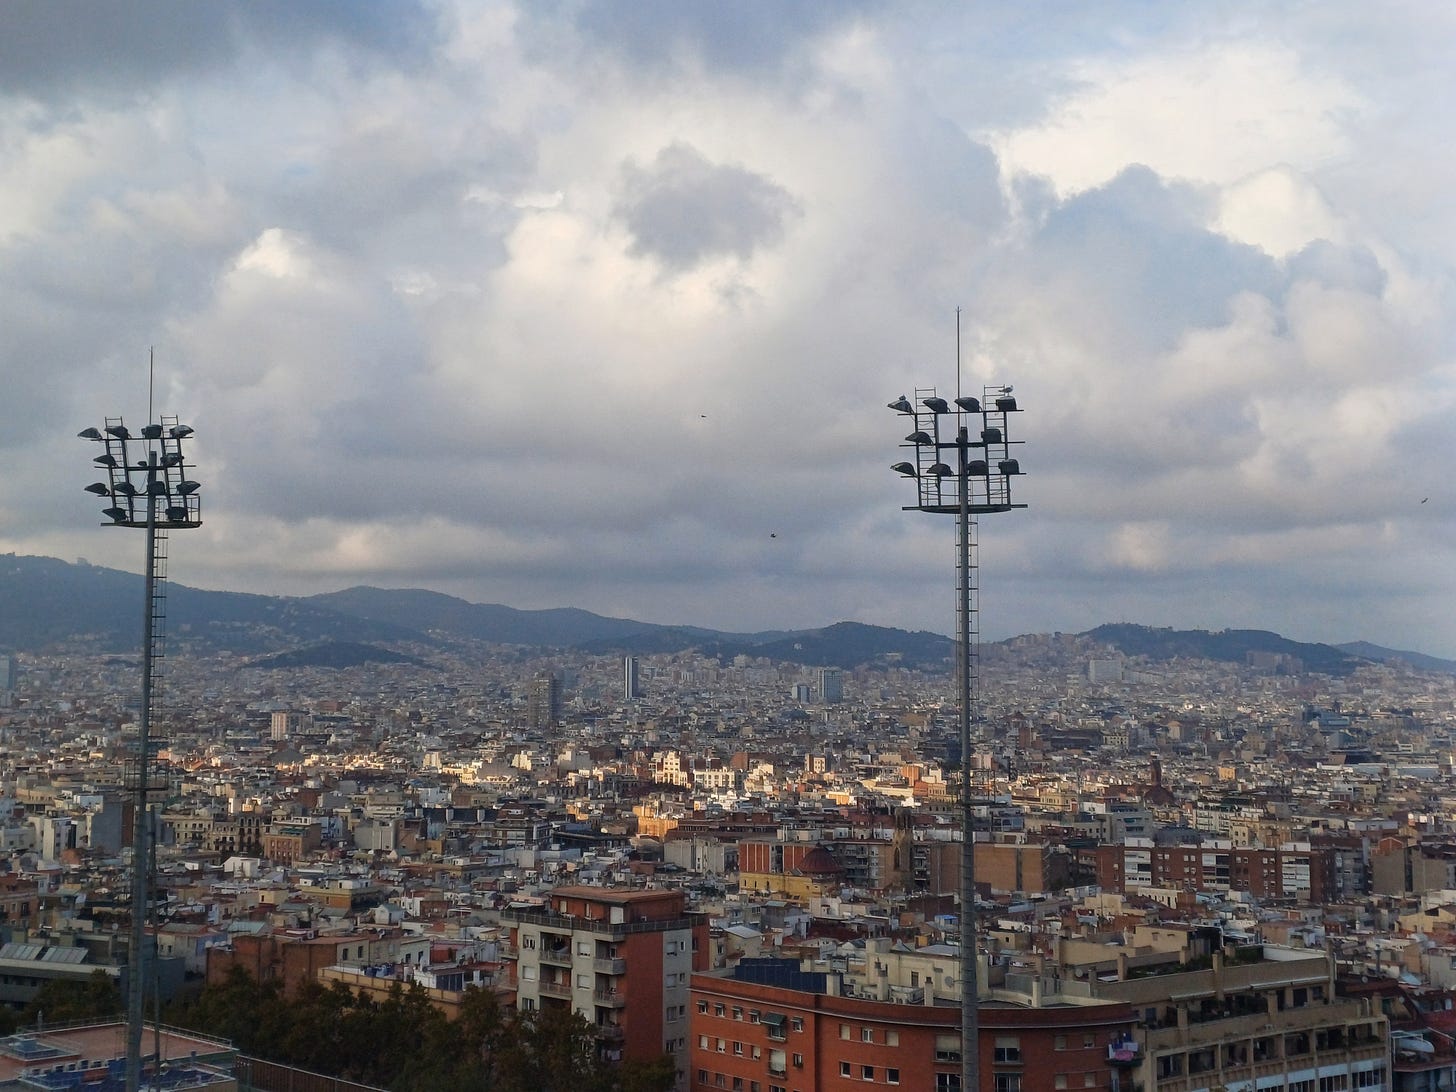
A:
[
  {"left": 614, "top": 144, "right": 801, "bottom": 270},
  {"left": 0, "top": 0, "right": 439, "bottom": 101}
]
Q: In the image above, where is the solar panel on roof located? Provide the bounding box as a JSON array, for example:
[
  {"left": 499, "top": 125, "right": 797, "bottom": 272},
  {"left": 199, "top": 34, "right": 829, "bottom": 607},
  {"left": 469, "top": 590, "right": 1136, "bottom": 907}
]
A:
[{"left": 41, "top": 947, "right": 89, "bottom": 963}]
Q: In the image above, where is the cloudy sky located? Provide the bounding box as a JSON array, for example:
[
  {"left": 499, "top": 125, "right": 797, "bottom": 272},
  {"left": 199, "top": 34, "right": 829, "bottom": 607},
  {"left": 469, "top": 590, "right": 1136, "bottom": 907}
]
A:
[{"left": 3, "top": 2, "right": 1455, "bottom": 655}]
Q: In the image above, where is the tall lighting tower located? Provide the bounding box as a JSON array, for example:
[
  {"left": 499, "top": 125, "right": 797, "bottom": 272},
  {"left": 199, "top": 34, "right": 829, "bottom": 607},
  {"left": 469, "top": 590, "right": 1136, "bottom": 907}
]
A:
[
  {"left": 79, "top": 416, "right": 201, "bottom": 1092},
  {"left": 889, "top": 386, "right": 1025, "bottom": 1092}
]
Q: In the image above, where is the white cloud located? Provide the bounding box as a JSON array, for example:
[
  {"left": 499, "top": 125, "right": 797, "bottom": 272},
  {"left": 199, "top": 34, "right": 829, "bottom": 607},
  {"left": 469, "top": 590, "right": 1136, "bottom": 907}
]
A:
[{"left": 3, "top": 2, "right": 1456, "bottom": 653}]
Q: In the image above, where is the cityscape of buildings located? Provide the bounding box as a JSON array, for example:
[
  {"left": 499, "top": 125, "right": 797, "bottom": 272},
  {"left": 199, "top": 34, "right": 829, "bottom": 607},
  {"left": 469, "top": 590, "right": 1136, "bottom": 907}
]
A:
[{"left": 0, "top": 628, "right": 1453, "bottom": 1089}]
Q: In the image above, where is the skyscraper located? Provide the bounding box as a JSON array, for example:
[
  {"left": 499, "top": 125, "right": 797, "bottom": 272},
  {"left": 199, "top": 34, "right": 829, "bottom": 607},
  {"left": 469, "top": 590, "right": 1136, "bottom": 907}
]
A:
[
  {"left": 624, "top": 656, "right": 641, "bottom": 701},
  {"left": 817, "top": 666, "right": 843, "bottom": 703},
  {"left": 527, "top": 671, "right": 562, "bottom": 730}
]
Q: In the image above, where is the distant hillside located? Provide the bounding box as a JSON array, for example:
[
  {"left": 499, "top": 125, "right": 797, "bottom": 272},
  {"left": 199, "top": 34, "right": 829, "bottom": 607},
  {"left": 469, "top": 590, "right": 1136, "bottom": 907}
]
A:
[
  {"left": 247, "top": 641, "right": 432, "bottom": 671},
  {"left": 1085, "top": 623, "right": 1362, "bottom": 676},
  {"left": 1337, "top": 641, "right": 1456, "bottom": 675},
  {"left": 306, "top": 586, "right": 722, "bottom": 647},
  {"left": 701, "top": 621, "right": 955, "bottom": 671},
  {"left": 0, "top": 554, "right": 422, "bottom": 654},
  {"left": 3, "top": 554, "right": 1446, "bottom": 677}
]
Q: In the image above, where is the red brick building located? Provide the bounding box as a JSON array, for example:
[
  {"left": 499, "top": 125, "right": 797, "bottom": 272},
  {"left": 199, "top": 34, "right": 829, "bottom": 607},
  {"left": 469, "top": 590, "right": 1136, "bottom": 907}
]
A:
[
  {"left": 1094, "top": 840, "right": 1336, "bottom": 900},
  {"left": 691, "top": 960, "right": 1137, "bottom": 1092}
]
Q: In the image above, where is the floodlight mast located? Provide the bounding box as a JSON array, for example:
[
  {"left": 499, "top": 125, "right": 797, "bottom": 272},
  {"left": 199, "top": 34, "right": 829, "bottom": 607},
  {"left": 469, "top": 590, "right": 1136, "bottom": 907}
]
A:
[
  {"left": 79, "top": 417, "right": 200, "bottom": 1092},
  {"left": 890, "top": 388, "right": 1024, "bottom": 1092}
]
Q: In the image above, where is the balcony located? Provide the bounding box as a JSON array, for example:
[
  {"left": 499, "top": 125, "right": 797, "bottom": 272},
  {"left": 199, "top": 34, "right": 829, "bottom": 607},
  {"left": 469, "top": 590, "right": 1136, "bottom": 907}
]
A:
[
  {"left": 538, "top": 980, "right": 573, "bottom": 999},
  {"left": 595, "top": 990, "right": 627, "bottom": 1008},
  {"left": 540, "top": 948, "right": 572, "bottom": 967},
  {"left": 595, "top": 1024, "right": 625, "bottom": 1043},
  {"left": 593, "top": 957, "right": 626, "bottom": 975}
]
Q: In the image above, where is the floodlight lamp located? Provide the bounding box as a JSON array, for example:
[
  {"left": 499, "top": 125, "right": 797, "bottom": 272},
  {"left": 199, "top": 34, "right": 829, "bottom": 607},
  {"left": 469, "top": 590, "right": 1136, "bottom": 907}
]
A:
[
  {"left": 165, "top": 506, "right": 190, "bottom": 522},
  {"left": 176, "top": 480, "right": 200, "bottom": 495},
  {"left": 888, "top": 396, "right": 914, "bottom": 414},
  {"left": 905, "top": 431, "right": 933, "bottom": 445},
  {"left": 84, "top": 483, "right": 110, "bottom": 496},
  {"left": 140, "top": 424, "right": 163, "bottom": 440},
  {"left": 891, "top": 462, "right": 918, "bottom": 478},
  {"left": 113, "top": 482, "right": 138, "bottom": 497},
  {"left": 995, "top": 396, "right": 1018, "bottom": 412},
  {"left": 105, "top": 425, "right": 132, "bottom": 440},
  {"left": 981, "top": 427, "right": 1002, "bottom": 444},
  {"left": 161, "top": 453, "right": 183, "bottom": 468},
  {"left": 999, "top": 459, "right": 1021, "bottom": 475},
  {"left": 78, "top": 428, "right": 102, "bottom": 440},
  {"left": 927, "top": 462, "right": 952, "bottom": 477},
  {"left": 922, "top": 397, "right": 951, "bottom": 414},
  {"left": 168, "top": 424, "right": 194, "bottom": 439},
  {"left": 93, "top": 454, "right": 119, "bottom": 468},
  {"left": 102, "top": 507, "right": 129, "bottom": 523},
  {"left": 954, "top": 396, "right": 981, "bottom": 413},
  {"left": 969, "top": 460, "right": 989, "bottom": 476}
]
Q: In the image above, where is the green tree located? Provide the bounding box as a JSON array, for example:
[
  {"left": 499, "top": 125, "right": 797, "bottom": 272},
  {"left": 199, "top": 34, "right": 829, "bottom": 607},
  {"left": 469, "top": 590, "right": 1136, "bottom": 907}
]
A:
[{"left": 22, "top": 969, "right": 122, "bottom": 1026}]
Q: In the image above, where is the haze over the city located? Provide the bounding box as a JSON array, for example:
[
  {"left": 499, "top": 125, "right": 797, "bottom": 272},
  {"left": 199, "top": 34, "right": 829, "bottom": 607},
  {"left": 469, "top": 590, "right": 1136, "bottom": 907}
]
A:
[{"left": 1, "top": 2, "right": 1453, "bottom": 655}]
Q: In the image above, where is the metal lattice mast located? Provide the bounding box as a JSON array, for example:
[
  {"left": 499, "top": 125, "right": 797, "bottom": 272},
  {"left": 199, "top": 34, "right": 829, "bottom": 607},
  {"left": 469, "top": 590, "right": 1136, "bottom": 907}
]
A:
[
  {"left": 890, "top": 386, "right": 1025, "bottom": 1092},
  {"left": 80, "top": 416, "right": 200, "bottom": 1092}
]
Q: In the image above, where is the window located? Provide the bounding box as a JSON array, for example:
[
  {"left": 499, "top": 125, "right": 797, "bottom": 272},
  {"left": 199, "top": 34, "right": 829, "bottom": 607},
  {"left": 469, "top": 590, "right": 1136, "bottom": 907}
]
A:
[
  {"left": 841, "top": 1024, "right": 851, "bottom": 1041},
  {"left": 861, "top": 1066, "right": 875, "bottom": 1081},
  {"left": 1053, "top": 1035, "right": 1066, "bottom": 1051},
  {"left": 699, "top": 1036, "right": 709, "bottom": 1050},
  {"left": 716, "top": 1004, "right": 726, "bottom": 1017},
  {"left": 733, "top": 1080, "right": 743, "bottom": 1092},
  {"left": 768, "top": 1050, "right": 786, "bottom": 1078},
  {"left": 935, "top": 1034, "right": 961, "bottom": 1064},
  {"left": 751, "top": 1010, "right": 761, "bottom": 1024},
  {"left": 993, "top": 1077, "right": 1021, "bottom": 1092},
  {"left": 1082, "top": 1077, "right": 1094, "bottom": 1089},
  {"left": 1054, "top": 1079, "right": 1067, "bottom": 1090},
  {"left": 699, "top": 1000, "right": 709, "bottom": 1014},
  {"left": 886, "top": 1070, "right": 899, "bottom": 1086},
  {"left": 993, "top": 1037, "right": 1021, "bottom": 1064},
  {"left": 716, "top": 1039, "right": 725, "bottom": 1054},
  {"left": 840, "top": 1063, "right": 851, "bottom": 1078},
  {"left": 862, "top": 1028, "right": 874, "bottom": 1043},
  {"left": 578, "top": 941, "right": 591, "bottom": 955},
  {"left": 885, "top": 1031, "right": 898, "bottom": 1047},
  {"left": 733, "top": 1042, "right": 743, "bottom": 1056},
  {"left": 791, "top": 1018, "right": 804, "bottom": 1033},
  {"left": 697, "top": 1071, "right": 708, "bottom": 1085},
  {"left": 792, "top": 1055, "right": 803, "bottom": 1069},
  {"left": 523, "top": 936, "right": 536, "bottom": 949},
  {"left": 733, "top": 1007, "right": 744, "bottom": 1021},
  {"left": 936, "top": 1076, "right": 961, "bottom": 1092},
  {"left": 576, "top": 974, "right": 590, "bottom": 989},
  {"left": 1082, "top": 1034, "right": 1095, "bottom": 1048}
]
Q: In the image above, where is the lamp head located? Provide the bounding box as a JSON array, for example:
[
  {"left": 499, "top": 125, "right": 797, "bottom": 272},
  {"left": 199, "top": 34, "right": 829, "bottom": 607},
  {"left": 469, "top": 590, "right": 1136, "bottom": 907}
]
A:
[
  {"left": 890, "top": 462, "right": 918, "bottom": 478},
  {"left": 921, "top": 397, "right": 950, "bottom": 414}
]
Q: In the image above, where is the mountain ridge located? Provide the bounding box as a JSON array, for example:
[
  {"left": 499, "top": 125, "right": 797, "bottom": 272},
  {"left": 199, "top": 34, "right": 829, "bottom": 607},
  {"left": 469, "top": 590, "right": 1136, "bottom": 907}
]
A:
[{"left": 0, "top": 554, "right": 1446, "bottom": 675}]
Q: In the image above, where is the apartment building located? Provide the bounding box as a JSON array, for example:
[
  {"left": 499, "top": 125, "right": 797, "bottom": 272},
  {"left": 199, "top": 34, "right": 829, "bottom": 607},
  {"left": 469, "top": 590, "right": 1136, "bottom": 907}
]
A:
[{"left": 501, "top": 886, "right": 710, "bottom": 1086}]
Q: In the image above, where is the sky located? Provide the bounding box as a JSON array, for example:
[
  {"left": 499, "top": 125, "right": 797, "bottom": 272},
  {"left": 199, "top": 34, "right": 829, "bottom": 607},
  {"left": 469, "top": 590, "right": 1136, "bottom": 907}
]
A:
[{"left": 2, "top": 2, "right": 1455, "bottom": 656}]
